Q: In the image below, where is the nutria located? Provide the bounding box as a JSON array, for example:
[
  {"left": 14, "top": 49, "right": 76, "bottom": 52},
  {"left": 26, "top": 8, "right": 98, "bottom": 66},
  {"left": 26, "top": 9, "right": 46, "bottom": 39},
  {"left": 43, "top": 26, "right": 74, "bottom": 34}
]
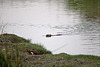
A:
[
  {"left": 46, "top": 34, "right": 52, "bottom": 37},
  {"left": 46, "top": 34, "right": 62, "bottom": 37}
]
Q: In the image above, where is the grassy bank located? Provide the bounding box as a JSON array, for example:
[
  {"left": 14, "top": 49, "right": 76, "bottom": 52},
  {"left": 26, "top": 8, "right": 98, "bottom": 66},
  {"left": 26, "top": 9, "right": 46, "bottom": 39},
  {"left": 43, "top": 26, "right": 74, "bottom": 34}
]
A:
[
  {"left": 0, "top": 33, "right": 51, "bottom": 55},
  {"left": 0, "top": 33, "right": 100, "bottom": 67}
]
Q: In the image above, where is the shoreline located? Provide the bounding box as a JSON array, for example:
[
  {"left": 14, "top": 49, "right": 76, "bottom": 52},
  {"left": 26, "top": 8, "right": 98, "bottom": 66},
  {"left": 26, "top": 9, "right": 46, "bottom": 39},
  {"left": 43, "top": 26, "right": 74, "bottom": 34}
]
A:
[{"left": 0, "top": 33, "right": 100, "bottom": 67}]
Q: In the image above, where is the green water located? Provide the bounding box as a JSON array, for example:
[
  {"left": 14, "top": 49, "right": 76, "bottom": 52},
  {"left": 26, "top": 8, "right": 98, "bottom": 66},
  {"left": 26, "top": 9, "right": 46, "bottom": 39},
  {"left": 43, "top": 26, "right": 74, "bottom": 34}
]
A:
[{"left": 67, "top": 0, "right": 100, "bottom": 22}]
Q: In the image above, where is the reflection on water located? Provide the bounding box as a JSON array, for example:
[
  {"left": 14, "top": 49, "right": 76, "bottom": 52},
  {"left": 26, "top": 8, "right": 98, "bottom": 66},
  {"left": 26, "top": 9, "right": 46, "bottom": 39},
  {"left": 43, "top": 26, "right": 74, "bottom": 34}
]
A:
[
  {"left": 0, "top": 0, "right": 100, "bottom": 56},
  {"left": 67, "top": 0, "right": 100, "bottom": 22}
]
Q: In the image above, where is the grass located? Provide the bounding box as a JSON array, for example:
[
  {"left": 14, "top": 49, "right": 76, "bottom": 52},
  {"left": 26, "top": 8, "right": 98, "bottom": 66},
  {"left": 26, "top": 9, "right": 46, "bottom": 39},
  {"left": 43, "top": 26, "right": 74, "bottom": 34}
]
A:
[
  {"left": 41, "top": 53, "right": 100, "bottom": 67},
  {"left": 0, "top": 33, "right": 51, "bottom": 55},
  {"left": 0, "top": 49, "right": 13, "bottom": 67},
  {"left": 0, "top": 33, "right": 51, "bottom": 67},
  {"left": 0, "top": 33, "right": 100, "bottom": 67},
  {"left": 0, "top": 33, "right": 31, "bottom": 43},
  {"left": 19, "top": 53, "right": 100, "bottom": 67},
  {"left": 0, "top": 44, "right": 23, "bottom": 67}
]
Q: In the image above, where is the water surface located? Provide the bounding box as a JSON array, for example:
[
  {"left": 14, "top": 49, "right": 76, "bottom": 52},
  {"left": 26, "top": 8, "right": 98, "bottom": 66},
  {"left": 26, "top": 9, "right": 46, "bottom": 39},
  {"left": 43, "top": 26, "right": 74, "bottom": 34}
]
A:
[{"left": 0, "top": 0, "right": 100, "bottom": 56}]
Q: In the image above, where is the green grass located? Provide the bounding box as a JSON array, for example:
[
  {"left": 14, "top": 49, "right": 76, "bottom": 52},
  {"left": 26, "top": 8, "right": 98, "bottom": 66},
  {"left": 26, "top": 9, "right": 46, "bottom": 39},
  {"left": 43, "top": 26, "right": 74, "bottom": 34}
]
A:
[
  {"left": 0, "top": 33, "right": 31, "bottom": 43},
  {"left": 41, "top": 53, "right": 100, "bottom": 67},
  {"left": 0, "top": 45, "right": 23, "bottom": 67},
  {"left": 0, "top": 50, "right": 13, "bottom": 67},
  {"left": 0, "top": 33, "right": 51, "bottom": 67},
  {"left": 0, "top": 43, "right": 51, "bottom": 55},
  {"left": 0, "top": 33, "right": 51, "bottom": 55}
]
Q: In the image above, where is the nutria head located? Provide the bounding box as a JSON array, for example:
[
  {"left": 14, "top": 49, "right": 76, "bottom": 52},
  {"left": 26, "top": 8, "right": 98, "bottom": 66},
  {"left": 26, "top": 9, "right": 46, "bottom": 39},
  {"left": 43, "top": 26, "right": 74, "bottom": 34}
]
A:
[{"left": 46, "top": 34, "right": 52, "bottom": 37}]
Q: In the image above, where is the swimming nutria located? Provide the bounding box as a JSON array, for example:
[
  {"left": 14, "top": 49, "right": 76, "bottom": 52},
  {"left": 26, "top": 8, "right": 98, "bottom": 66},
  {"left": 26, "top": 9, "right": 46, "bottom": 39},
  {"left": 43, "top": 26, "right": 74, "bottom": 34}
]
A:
[
  {"left": 46, "top": 34, "right": 62, "bottom": 37},
  {"left": 46, "top": 34, "right": 52, "bottom": 37}
]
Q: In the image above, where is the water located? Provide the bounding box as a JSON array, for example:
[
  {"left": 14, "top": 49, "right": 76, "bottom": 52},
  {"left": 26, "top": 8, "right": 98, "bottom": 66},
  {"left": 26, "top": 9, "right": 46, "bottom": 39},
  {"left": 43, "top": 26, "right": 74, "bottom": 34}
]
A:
[{"left": 0, "top": 0, "right": 100, "bottom": 56}]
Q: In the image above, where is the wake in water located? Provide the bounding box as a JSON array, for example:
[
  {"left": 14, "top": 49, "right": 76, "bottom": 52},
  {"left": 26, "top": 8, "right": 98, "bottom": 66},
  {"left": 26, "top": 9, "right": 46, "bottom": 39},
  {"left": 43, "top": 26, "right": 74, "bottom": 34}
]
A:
[{"left": 45, "top": 21, "right": 100, "bottom": 38}]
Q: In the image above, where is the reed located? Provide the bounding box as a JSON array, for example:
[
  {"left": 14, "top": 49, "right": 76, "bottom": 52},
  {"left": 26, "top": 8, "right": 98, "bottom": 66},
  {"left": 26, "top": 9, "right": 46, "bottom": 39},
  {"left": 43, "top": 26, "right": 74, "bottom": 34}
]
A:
[{"left": 0, "top": 43, "right": 23, "bottom": 67}]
